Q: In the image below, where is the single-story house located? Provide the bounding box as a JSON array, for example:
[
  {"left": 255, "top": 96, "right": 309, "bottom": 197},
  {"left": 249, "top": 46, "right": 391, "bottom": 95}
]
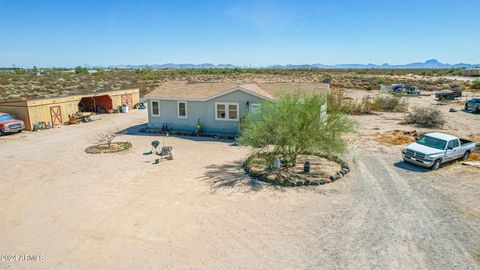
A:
[{"left": 144, "top": 81, "right": 329, "bottom": 134}]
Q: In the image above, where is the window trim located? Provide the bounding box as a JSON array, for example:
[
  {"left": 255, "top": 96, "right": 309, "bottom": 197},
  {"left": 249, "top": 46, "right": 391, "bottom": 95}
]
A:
[
  {"left": 151, "top": 100, "right": 160, "bottom": 117},
  {"left": 215, "top": 102, "right": 239, "bottom": 121},
  {"left": 177, "top": 101, "right": 188, "bottom": 118}
]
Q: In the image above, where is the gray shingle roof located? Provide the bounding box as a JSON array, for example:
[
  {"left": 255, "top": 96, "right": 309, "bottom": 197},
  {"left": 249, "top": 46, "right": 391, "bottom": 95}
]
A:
[{"left": 144, "top": 81, "right": 329, "bottom": 101}]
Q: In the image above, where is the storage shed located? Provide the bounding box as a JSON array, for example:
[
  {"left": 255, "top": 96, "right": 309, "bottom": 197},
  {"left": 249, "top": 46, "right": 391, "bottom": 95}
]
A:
[{"left": 0, "top": 88, "right": 140, "bottom": 130}]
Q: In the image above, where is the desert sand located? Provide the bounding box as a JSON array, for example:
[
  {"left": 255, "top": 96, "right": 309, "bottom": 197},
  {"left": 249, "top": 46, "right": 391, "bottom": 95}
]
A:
[{"left": 0, "top": 92, "right": 479, "bottom": 269}]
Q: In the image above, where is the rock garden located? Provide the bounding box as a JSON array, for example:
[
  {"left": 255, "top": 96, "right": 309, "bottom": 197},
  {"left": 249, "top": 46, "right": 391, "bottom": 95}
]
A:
[{"left": 243, "top": 152, "right": 349, "bottom": 187}]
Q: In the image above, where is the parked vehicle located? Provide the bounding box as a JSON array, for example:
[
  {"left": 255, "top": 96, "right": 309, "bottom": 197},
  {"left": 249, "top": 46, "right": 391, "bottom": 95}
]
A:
[
  {"left": 464, "top": 98, "right": 480, "bottom": 113},
  {"left": 435, "top": 89, "right": 462, "bottom": 100},
  {"left": 391, "top": 84, "right": 421, "bottom": 95},
  {"left": 402, "top": 132, "right": 476, "bottom": 170},
  {"left": 0, "top": 112, "right": 25, "bottom": 135}
]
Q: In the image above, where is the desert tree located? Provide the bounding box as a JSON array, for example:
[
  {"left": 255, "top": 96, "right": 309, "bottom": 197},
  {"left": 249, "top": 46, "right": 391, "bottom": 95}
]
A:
[
  {"left": 96, "top": 128, "right": 122, "bottom": 148},
  {"left": 239, "top": 91, "right": 356, "bottom": 166}
]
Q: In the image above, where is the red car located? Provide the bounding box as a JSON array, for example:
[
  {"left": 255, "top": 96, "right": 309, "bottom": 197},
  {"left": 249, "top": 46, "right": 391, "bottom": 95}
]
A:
[{"left": 0, "top": 112, "right": 25, "bottom": 135}]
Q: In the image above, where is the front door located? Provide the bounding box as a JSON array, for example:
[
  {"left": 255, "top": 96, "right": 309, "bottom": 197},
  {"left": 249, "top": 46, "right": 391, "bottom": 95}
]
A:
[{"left": 50, "top": 106, "right": 62, "bottom": 126}]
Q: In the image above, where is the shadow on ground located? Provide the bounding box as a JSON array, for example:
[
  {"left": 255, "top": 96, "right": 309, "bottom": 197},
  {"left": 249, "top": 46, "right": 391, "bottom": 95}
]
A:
[
  {"left": 200, "top": 160, "right": 277, "bottom": 193},
  {"left": 393, "top": 161, "right": 431, "bottom": 173},
  {"left": 119, "top": 123, "right": 235, "bottom": 143}
]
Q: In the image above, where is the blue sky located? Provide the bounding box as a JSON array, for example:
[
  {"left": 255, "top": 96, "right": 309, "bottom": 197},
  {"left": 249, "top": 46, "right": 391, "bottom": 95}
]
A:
[{"left": 1, "top": 0, "right": 479, "bottom": 67}]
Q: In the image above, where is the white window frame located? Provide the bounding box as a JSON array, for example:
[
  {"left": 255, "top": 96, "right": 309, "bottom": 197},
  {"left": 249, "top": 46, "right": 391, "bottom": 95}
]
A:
[
  {"left": 215, "top": 102, "right": 239, "bottom": 121},
  {"left": 177, "top": 101, "right": 188, "bottom": 118},
  {"left": 151, "top": 100, "right": 160, "bottom": 117}
]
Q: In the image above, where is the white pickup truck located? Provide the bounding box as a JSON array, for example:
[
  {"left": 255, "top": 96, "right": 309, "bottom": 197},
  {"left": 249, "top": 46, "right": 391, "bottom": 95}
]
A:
[{"left": 402, "top": 132, "right": 476, "bottom": 170}]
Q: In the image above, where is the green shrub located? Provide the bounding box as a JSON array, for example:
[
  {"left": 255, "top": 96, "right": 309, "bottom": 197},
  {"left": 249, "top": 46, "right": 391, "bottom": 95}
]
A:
[
  {"left": 328, "top": 91, "right": 407, "bottom": 114},
  {"left": 472, "top": 79, "right": 480, "bottom": 89},
  {"left": 240, "top": 92, "right": 355, "bottom": 166},
  {"left": 74, "top": 66, "right": 88, "bottom": 74},
  {"left": 375, "top": 76, "right": 389, "bottom": 85},
  {"left": 404, "top": 107, "right": 445, "bottom": 128},
  {"left": 369, "top": 96, "right": 408, "bottom": 112}
]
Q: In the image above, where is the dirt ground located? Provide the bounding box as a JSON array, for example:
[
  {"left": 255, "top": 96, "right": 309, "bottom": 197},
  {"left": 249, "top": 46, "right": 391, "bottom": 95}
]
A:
[{"left": 1, "top": 91, "right": 479, "bottom": 269}]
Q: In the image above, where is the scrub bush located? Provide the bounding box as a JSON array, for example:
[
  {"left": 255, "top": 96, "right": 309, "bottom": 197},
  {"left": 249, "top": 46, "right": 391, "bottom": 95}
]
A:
[{"left": 404, "top": 107, "right": 445, "bottom": 128}]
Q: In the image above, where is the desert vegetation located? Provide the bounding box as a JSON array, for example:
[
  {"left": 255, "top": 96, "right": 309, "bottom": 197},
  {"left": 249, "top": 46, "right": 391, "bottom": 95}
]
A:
[
  {"left": 329, "top": 90, "right": 408, "bottom": 115},
  {"left": 472, "top": 79, "right": 480, "bottom": 89},
  {"left": 404, "top": 107, "right": 446, "bottom": 128},
  {"left": 239, "top": 91, "right": 355, "bottom": 167},
  {"left": 85, "top": 129, "right": 131, "bottom": 154},
  {"left": 0, "top": 67, "right": 473, "bottom": 102}
]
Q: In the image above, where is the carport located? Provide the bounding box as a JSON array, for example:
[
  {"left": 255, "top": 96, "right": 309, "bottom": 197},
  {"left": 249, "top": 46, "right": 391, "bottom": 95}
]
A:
[{"left": 79, "top": 95, "right": 113, "bottom": 113}]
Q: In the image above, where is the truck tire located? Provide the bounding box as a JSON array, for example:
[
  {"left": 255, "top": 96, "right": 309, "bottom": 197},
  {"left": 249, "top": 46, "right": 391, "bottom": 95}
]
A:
[
  {"left": 461, "top": 151, "right": 470, "bottom": 161},
  {"left": 431, "top": 159, "right": 441, "bottom": 170},
  {"left": 0, "top": 130, "right": 4, "bottom": 136}
]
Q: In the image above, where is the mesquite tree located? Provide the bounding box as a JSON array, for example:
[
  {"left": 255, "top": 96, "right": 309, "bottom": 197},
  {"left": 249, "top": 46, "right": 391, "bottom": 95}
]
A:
[{"left": 239, "top": 91, "right": 355, "bottom": 166}]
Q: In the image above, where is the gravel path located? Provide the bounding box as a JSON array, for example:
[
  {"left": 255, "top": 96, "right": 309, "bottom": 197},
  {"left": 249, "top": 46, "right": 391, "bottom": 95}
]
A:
[{"left": 335, "top": 150, "right": 480, "bottom": 269}]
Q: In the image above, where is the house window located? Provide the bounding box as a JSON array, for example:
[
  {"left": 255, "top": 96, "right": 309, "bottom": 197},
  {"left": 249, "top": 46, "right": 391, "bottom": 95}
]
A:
[
  {"left": 151, "top": 101, "right": 160, "bottom": 116},
  {"left": 215, "top": 102, "right": 239, "bottom": 121},
  {"left": 177, "top": 101, "right": 187, "bottom": 118},
  {"left": 228, "top": 104, "right": 237, "bottom": 119},
  {"left": 217, "top": 104, "right": 226, "bottom": 119}
]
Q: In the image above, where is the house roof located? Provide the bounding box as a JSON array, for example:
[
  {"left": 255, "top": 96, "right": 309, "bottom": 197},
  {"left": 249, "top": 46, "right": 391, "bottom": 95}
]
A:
[{"left": 144, "top": 81, "right": 329, "bottom": 101}]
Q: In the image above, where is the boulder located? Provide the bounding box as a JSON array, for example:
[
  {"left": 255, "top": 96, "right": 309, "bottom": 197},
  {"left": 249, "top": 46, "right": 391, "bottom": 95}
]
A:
[
  {"left": 276, "top": 177, "right": 286, "bottom": 186},
  {"left": 310, "top": 180, "right": 320, "bottom": 185},
  {"left": 296, "top": 180, "right": 304, "bottom": 186},
  {"left": 287, "top": 180, "right": 297, "bottom": 187},
  {"left": 266, "top": 173, "right": 278, "bottom": 183},
  {"left": 319, "top": 178, "right": 330, "bottom": 184}
]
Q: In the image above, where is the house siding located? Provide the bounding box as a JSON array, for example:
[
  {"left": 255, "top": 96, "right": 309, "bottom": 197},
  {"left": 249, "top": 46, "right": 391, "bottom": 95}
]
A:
[{"left": 147, "top": 89, "right": 265, "bottom": 134}]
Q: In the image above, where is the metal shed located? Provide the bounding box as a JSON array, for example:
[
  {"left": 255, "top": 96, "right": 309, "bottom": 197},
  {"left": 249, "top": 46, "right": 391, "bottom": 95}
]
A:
[{"left": 0, "top": 88, "right": 140, "bottom": 130}]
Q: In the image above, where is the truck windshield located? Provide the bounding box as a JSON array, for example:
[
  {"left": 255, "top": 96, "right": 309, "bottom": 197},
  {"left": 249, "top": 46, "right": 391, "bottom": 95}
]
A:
[
  {"left": 416, "top": 136, "right": 447, "bottom": 150},
  {"left": 0, "top": 114, "right": 13, "bottom": 121}
]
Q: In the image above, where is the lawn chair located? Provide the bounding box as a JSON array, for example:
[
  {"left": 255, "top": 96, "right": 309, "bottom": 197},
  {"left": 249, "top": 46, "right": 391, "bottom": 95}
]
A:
[{"left": 157, "top": 146, "right": 174, "bottom": 160}]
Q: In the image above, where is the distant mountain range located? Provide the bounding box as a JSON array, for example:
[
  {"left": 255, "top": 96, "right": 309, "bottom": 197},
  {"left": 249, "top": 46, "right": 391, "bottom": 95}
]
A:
[
  {"left": 267, "top": 59, "right": 480, "bottom": 69},
  {"left": 101, "top": 59, "right": 479, "bottom": 70}
]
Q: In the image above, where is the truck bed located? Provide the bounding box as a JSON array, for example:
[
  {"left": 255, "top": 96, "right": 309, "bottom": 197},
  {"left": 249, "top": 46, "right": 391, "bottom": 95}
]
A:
[
  {"left": 459, "top": 138, "right": 477, "bottom": 151},
  {"left": 459, "top": 138, "right": 473, "bottom": 145}
]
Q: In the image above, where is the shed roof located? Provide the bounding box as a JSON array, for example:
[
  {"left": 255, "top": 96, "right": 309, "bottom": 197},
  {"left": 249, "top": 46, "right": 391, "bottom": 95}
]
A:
[
  {"left": 0, "top": 88, "right": 139, "bottom": 105},
  {"left": 144, "top": 81, "right": 329, "bottom": 101}
]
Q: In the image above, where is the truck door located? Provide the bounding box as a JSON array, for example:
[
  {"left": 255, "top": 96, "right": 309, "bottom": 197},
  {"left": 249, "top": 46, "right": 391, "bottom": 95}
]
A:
[{"left": 445, "top": 139, "right": 461, "bottom": 161}]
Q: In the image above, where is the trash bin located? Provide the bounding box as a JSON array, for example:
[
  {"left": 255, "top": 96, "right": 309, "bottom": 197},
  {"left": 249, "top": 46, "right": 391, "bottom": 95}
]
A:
[{"left": 122, "top": 104, "right": 129, "bottom": 113}]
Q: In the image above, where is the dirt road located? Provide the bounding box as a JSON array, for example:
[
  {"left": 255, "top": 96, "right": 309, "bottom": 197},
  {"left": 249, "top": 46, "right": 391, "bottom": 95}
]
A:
[
  {"left": 0, "top": 110, "right": 479, "bottom": 269},
  {"left": 333, "top": 150, "right": 480, "bottom": 269}
]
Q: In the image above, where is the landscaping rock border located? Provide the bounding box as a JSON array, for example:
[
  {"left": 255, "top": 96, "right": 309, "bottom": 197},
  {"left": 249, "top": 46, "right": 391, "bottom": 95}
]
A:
[
  {"left": 243, "top": 155, "right": 350, "bottom": 187},
  {"left": 85, "top": 142, "right": 132, "bottom": 154}
]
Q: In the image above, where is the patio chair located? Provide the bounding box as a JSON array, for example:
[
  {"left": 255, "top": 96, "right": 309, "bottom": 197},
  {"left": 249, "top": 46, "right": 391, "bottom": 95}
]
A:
[{"left": 157, "top": 146, "right": 174, "bottom": 160}]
